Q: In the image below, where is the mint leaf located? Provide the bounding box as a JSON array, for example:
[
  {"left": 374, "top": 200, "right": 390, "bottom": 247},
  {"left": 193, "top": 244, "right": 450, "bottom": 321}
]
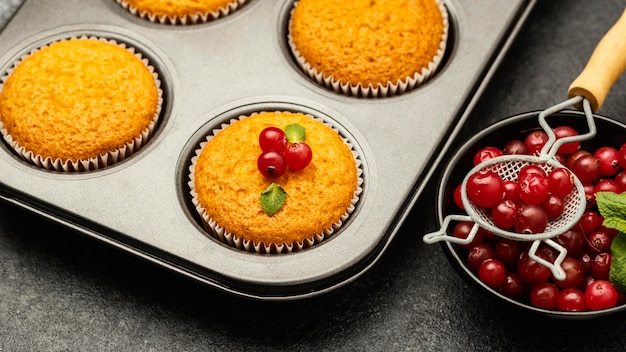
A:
[
  {"left": 260, "top": 182, "right": 286, "bottom": 216},
  {"left": 610, "top": 232, "right": 626, "bottom": 293},
  {"left": 596, "top": 192, "right": 626, "bottom": 233},
  {"left": 597, "top": 191, "right": 626, "bottom": 293},
  {"left": 284, "top": 123, "right": 306, "bottom": 143}
]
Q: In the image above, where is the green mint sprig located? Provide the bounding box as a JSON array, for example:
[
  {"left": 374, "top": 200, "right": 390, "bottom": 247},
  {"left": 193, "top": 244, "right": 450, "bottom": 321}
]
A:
[
  {"left": 284, "top": 123, "right": 306, "bottom": 143},
  {"left": 260, "top": 182, "right": 286, "bottom": 216}
]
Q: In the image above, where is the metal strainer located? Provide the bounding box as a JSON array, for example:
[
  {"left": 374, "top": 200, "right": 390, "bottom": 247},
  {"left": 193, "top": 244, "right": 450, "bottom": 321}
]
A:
[
  {"left": 423, "top": 96, "right": 595, "bottom": 280},
  {"left": 424, "top": 7, "right": 626, "bottom": 281},
  {"left": 461, "top": 96, "right": 594, "bottom": 241}
]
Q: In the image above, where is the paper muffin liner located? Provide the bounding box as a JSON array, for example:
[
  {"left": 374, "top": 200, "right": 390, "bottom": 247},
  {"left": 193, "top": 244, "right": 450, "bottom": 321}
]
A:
[
  {"left": 0, "top": 35, "right": 163, "bottom": 172},
  {"left": 188, "top": 112, "right": 364, "bottom": 254},
  {"left": 115, "top": 0, "right": 247, "bottom": 25},
  {"left": 287, "top": 0, "right": 449, "bottom": 98}
]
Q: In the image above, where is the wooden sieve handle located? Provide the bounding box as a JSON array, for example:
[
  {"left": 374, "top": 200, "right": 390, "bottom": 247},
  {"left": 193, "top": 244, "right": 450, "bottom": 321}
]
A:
[{"left": 568, "top": 8, "right": 626, "bottom": 111}]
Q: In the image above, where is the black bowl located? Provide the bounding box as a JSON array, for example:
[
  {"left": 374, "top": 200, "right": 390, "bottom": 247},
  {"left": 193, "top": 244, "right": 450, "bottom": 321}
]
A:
[{"left": 437, "top": 110, "right": 626, "bottom": 320}]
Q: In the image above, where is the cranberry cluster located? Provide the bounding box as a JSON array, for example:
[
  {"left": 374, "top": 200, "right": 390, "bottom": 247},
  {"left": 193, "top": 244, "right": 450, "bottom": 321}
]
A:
[
  {"left": 257, "top": 126, "right": 312, "bottom": 178},
  {"left": 453, "top": 125, "right": 626, "bottom": 311},
  {"left": 464, "top": 164, "right": 575, "bottom": 234}
]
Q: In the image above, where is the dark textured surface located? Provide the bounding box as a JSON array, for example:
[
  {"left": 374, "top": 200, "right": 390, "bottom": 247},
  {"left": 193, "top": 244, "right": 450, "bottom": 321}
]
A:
[{"left": 2, "top": 0, "right": 626, "bottom": 351}]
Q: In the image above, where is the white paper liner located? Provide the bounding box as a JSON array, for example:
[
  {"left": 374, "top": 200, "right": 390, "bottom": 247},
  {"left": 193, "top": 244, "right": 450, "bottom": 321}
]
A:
[
  {"left": 0, "top": 35, "right": 163, "bottom": 172},
  {"left": 188, "top": 112, "right": 364, "bottom": 254},
  {"left": 287, "top": 0, "right": 449, "bottom": 98},
  {"left": 115, "top": 0, "right": 247, "bottom": 25}
]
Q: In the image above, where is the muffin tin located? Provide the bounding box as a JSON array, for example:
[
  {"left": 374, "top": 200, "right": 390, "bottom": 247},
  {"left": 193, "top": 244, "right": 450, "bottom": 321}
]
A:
[{"left": 0, "top": 0, "right": 536, "bottom": 300}]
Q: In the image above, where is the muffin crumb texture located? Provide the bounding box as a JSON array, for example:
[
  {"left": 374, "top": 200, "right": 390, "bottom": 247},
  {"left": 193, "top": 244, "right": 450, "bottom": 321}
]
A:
[
  {"left": 290, "top": 0, "right": 445, "bottom": 87},
  {"left": 121, "top": 0, "right": 242, "bottom": 21},
  {"left": 0, "top": 39, "right": 158, "bottom": 162}
]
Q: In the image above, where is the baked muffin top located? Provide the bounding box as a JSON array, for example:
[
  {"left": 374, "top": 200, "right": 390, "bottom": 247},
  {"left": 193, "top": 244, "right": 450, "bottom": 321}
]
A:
[
  {"left": 122, "top": 0, "right": 240, "bottom": 19},
  {"left": 193, "top": 111, "right": 358, "bottom": 246},
  {"left": 0, "top": 38, "right": 159, "bottom": 162},
  {"left": 289, "top": 0, "right": 445, "bottom": 87}
]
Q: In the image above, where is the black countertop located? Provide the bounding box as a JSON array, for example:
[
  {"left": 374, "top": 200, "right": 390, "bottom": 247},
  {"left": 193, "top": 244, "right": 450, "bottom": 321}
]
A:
[{"left": 2, "top": 0, "right": 626, "bottom": 351}]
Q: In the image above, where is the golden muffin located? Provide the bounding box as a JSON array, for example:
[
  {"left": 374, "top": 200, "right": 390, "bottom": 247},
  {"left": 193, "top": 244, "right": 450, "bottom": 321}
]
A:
[
  {"left": 288, "top": 0, "right": 448, "bottom": 96},
  {"left": 117, "top": 0, "right": 246, "bottom": 24},
  {"left": 190, "top": 111, "right": 361, "bottom": 253},
  {"left": 0, "top": 38, "right": 160, "bottom": 171}
]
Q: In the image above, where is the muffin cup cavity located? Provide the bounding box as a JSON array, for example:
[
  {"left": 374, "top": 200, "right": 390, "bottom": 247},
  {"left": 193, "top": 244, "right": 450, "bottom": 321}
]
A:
[
  {"left": 0, "top": 35, "right": 163, "bottom": 172},
  {"left": 287, "top": 0, "right": 449, "bottom": 98},
  {"left": 187, "top": 112, "right": 364, "bottom": 254},
  {"left": 115, "top": 0, "right": 247, "bottom": 25}
]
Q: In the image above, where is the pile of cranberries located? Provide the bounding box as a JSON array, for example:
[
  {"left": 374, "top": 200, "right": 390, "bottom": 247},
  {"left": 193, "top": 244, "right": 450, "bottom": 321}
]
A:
[
  {"left": 462, "top": 164, "right": 575, "bottom": 234},
  {"left": 451, "top": 125, "right": 626, "bottom": 311},
  {"left": 257, "top": 126, "right": 312, "bottom": 178}
]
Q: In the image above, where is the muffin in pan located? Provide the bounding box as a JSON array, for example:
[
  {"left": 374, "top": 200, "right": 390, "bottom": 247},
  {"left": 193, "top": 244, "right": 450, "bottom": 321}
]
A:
[
  {"left": 189, "top": 111, "right": 363, "bottom": 254},
  {"left": 0, "top": 36, "right": 162, "bottom": 172},
  {"left": 115, "top": 0, "right": 247, "bottom": 25},
  {"left": 288, "top": 0, "right": 449, "bottom": 97}
]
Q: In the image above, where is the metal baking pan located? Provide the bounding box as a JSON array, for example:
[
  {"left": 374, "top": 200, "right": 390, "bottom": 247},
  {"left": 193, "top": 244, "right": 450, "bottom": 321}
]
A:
[{"left": 0, "top": 0, "right": 536, "bottom": 300}]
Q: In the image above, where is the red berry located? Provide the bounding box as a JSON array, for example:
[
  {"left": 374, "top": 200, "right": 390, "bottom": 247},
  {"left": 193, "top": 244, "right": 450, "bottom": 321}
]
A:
[
  {"left": 591, "top": 252, "right": 612, "bottom": 280},
  {"left": 554, "top": 228, "right": 586, "bottom": 258},
  {"left": 557, "top": 288, "right": 587, "bottom": 311},
  {"left": 257, "top": 151, "right": 287, "bottom": 178},
  {"left": 494, "top": 238, "right": 520, "bottom": 264},
  {"left": 594, "top": 146, "right": 621, "bottom": 177},
  {"left": 553, "top": 126, "right": 580, "bottom": 155},
  {"left": 541, "top": 194, "right": 564, "bottom": 220},
  {"left": 515, "top": 204, "right": 548, "bottom": 234},
  {"left": 518, "top": 164, "right": 547, "bottom": 181},
  {"left": 503, "top": 139, "right": 530, "bottom": 155},
  {"left": 587, "top": 231, "right": 612, "bottom": 254},
  {"left": 452, "top": 221, "right": 484, "bottom": 249},
  {"left": 571, "top": 154, "right": 600, "bottom": 184},
  {"left": 453, "top": 184, "right": 464, "bottom": 210},
  {"left": 530, "top": 282, "right": 560, "bottom": 310},
  {"left": 519, "top": 174, "right": 550, "bottom": 205},
  {"left": 478, "top": 259, "right": 507, "bottom": 288},
  {"left": 618, "top": 143, "right": 626, "bottom": 169},
  {"left": 467, "top": 244, "right": 496, "bottom": 272},
  {"left": 578, "top": 211, "right": 603, "bottom": 234},
  {"left": 466, "top": 170, "right": 505, "bottom": 208},
  {"left": 502, "top": 180, "right": 521, "bottom": 202},
  {"left": 473, "top": 147, "right": 503, "bottom": 166},
  {"left": 585, "top": 280, "right": 618, "bottom": 310},
  {"left": 553, "top": 257, "right": 584, "bottom": 289},
  {"left": 517, "top": 251, "right": 552, "bottom": 284},
  {"left": 525, "top": 131, "right": 549, "bottom": 155},
  {"left": 567, "top": 150, "right": 591, "bottom": 170},
  {"left": 259, "top": 127, "right": 287, "bottom": 153},
  {"left": 614, "top": 170, "right": 626, "bottom": 192},
  {"left": 547, "top": 167, "right": 574, "bottom": 198},
  {"left": 499, "top": 272, "right": 525, "bottom": 299},
  {"left": 584, "top": 183, "right": 596, "bottom": 209},
  {"left": 593, "top": 179, "right": 621, "bottom": 195},
  {"left": 491, "top": 200, "right": 518, "bottom": 230},
  {"left": 284, "top": 142, "right": 312, "bottom": 170}
]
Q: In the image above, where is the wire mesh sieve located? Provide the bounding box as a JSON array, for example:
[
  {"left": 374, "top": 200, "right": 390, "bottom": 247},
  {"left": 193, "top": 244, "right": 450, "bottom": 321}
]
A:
[{"left": 424, "top": 96, "right": 597, "bottom": 280}]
